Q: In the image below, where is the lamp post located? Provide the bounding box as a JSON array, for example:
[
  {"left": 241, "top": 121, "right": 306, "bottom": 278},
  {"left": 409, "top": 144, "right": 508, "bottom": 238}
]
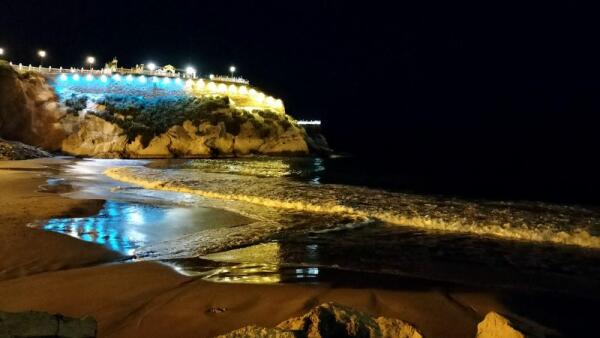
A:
[
  {"left": 38, "top": 50, "right": 46, "bottom": 66},
  {"left": 229, "top": 65, "right": 236, "bottom": 78},
  {"left": 86, "top": 56, "right": 95, "bottom": 70},
  {"left": 147, "top": 62, "right": 156, "bottom": 73},
  {"left": 186, "top": 66, "right": 196, "bottom": 78}
]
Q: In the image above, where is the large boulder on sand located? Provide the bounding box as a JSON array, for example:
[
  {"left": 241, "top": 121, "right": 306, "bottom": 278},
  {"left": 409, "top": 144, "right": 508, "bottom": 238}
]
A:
[
  {"left": 0, "top": 138, "right": 52, "bottom": 160},
  {"left": 217, "top": 325, "right": 299, "bottom": 338},
  {"left": 0, "top": 310, "right": 96, "bottom": 338},
  {"left": 218, "top": 302, "right": 422, "bottom": 338},
  {"left": 476, "top": 311, "right": 558, "bottom": 338},
  {"left": 476, "top": 312, "right": 525, "bottom": 338}
]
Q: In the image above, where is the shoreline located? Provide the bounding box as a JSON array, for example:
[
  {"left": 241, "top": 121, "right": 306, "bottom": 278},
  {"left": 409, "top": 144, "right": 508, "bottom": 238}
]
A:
[{"left": 0, "top": 158, "right": 593, "bottom": 337}]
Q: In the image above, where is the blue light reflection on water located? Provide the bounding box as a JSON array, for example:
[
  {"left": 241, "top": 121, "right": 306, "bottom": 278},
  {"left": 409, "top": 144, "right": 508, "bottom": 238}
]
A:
[{"left": 42, "top": 201, "right": 167, "bottom": 256}]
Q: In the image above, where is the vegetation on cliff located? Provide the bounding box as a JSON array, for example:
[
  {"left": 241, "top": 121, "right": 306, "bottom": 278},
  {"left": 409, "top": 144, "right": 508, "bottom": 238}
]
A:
[{"left": 64, "top": 93, "right": 296, "bottom": 147}]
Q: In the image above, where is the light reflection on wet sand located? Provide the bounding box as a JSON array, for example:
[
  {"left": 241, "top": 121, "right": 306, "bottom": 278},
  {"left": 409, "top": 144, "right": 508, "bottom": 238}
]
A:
[{"left": 38, "top": 200, "right": 253, "bottom": 257}]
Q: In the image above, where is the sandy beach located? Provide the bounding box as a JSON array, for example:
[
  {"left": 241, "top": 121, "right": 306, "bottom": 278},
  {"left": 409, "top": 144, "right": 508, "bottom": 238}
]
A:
[{"left": 0, "top": 159, "right": 594, "bottom": 338}]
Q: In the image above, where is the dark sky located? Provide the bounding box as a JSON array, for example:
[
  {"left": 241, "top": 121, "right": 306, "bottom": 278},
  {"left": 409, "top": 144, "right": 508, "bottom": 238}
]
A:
[{"left": 2, "top": 1, "right": 600, "bottom": 202}]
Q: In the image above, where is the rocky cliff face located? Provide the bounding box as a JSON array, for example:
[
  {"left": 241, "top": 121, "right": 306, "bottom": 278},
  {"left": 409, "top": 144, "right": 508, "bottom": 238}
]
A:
[
  {"left": 0, "top": 62, "right": 67, "bottom": 151},
  {"left": 0, "top": 62, "right": 329, "bottom": 158},
  {"left": 62, "top": 115, "right": 310, "bottom": 158}
]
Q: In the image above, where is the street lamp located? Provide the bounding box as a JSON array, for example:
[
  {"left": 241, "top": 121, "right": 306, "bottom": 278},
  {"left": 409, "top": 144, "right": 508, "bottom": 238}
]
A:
[
  {"left": 147, "top": 62, "right": 156, "bottom": 72},
  {"left": 86, "top": 56, "right": 95, "bottom": 70},
  {"left": 38, "top": 50, "right": 46, "bottom": 66},
  {"left": 229, "top": 65, "right": 236, "bottom": 77},
  {"left": 185, "top": 66, "right": 196, "bottom": 78},
  {"left": 0, "top": 48, "right": 4, "bottom": 57}
]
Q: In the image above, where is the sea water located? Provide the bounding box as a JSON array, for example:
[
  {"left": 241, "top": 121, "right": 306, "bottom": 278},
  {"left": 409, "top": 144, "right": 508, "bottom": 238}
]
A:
[{"left": 35, "top": 157, "right": 600, "bottom": 293}]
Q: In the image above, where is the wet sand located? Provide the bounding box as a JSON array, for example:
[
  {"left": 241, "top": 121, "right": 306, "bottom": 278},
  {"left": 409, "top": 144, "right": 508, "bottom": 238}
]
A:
[{"left": 0, "top": 159, "right": 580, "bottom": 337}]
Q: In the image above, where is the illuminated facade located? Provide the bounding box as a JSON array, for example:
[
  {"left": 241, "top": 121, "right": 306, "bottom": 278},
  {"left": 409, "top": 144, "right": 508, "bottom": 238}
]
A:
[{"left": 12, "top": 62, "right": 285, "bottom": 113}]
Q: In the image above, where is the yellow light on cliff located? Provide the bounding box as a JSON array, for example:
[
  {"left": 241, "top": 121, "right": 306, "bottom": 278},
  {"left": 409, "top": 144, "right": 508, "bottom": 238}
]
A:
[
  {"left": 266, "top": 96, "right": 275, "bottom": 105},
  {"left": 228, "top": 84, "right": 238, "bottom": 94},
  {"left": 196, "top": 79, "right": 205, "bottom": 88},
  {"left": 239, "top": 86, "right": 248, "bottom": 95},
  {"left": 218, "top": 83, "right": 227, "bottom": 93},
  {"left": 256, "top": 92, "right": 265, "bottom": 103},
  {"left": 249, "top": 88, "right": 257, "bottom": 96},
  {"left": 185, "top": 79, "right": 193, "bottom": 87},
  {"left": 275, "top": 99, "right": 283, "bottom": 107}
]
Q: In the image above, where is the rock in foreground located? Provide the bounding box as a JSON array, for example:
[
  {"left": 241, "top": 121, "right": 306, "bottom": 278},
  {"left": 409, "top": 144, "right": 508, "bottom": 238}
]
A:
[
  {"left": 476, "top": 311, "right": 558, "bottom": 338},
  {"left": 218, "top": 302, "right": 422, "bottom": 338},
  {"left": 0, "top": 310, "right": 96, "bottom": 338},
  {"left": 0, "top": 138, "right": 52, "bottom": 160}
]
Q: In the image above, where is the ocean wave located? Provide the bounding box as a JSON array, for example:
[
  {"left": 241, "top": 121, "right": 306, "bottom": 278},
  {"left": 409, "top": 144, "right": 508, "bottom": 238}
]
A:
[{"left": 105, "top": 166, "right": 600, "bottom": 249}]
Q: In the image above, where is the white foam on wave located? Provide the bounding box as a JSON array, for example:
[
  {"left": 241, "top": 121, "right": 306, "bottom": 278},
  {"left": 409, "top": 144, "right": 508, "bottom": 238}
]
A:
[{"left": 105, "top": 166, "right": 600, "bottom": 249}]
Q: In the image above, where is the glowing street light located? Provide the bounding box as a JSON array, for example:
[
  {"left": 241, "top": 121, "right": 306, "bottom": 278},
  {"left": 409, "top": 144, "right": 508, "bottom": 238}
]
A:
[
  {"left": 185, "top": 66, "right": 196, "bottom": 78},
  {"left": 0, "top": 48, "right": 4, "bottom": 56},
  {"left": 86, "top": 56, "right": 95, "bottom": 70},
  {"left": 229, "top": 65, "right": 236, "bottom": 77},
  {"left": 147, "top": 62, "right": 156, "bottom": 72},
  {"left": 38, "top": 50, "right": 46, "bottom": 66}
]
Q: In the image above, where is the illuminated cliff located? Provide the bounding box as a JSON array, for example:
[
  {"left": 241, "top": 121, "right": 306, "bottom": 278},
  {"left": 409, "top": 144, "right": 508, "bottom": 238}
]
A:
[{"left": 0, "top": 61, "right": 330, "bottom": 157}]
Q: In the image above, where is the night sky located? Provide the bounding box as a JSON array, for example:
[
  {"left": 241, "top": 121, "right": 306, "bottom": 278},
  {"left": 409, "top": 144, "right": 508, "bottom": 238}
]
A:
[{"left": 2, "top": 1, "right": 600, "bottom": 202}]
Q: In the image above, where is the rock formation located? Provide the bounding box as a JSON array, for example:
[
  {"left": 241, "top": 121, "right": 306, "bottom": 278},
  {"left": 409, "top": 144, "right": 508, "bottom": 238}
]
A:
[
  {"left": 61, "top": 115, "right": 311, "bottom": 158},
  {"left": 0, "top": 62, "right": 67, "bottom": 151},
  {"left": 218, "top": 302, "right": 423, "bottom": 338},
  {"left": 0, "top": 62, "right": 330, "bottom": 158},
  {"left": 476, "top": 311, "right": 557, "bottom": 338},
  {"left": 0, "top": 310, "right": 96, "bottom": 338},
  {"left": 0, "top": 138, "right": 52, "bottom": 160}
]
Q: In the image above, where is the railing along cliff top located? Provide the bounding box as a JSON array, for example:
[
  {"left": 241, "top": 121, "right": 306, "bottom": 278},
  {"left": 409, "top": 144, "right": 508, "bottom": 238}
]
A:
[{"left": 8, "top": 62, "right": 249, "bottom": 85}]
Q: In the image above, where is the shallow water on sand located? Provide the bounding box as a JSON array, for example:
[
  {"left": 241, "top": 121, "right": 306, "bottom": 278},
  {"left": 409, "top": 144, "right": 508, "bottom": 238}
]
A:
[{"left": 33, "top": 158, "right": 600, "bottom": 297}]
